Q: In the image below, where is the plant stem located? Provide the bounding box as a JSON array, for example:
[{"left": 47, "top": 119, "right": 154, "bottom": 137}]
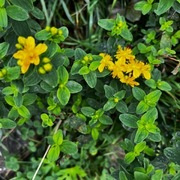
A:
[{"left": 32, "top": 120, "right": 62, "bottom": 180}]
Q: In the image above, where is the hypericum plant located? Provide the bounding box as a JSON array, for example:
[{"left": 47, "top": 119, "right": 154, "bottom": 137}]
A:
[{"left": 0, "top": 0, "right": 180, "bottom": 179}]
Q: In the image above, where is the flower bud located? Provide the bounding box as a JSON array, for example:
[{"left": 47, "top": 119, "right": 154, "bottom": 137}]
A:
[
  {"left": 50, "top": 27, "right": 58, "bottom": 35},
  {"left": 42, "top": 57, "right": 51, "bottom": 63},
  {"left": 43, "top": 63, "right": 53, "bottom": 72},
  {"left": 38, "top": 67, "right": 46, "bottom": 74}
]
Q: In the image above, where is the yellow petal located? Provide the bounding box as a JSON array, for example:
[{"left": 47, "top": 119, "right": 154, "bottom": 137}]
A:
[
  {"left": 143, "top": 71, "right": 151, "bottom": 79},
  {"left": 25, "top": 36, "right": 35, "bottom": 50},
  {"left": 35, "top": 43, "right": 48, "bottom": 55},
  {"left": 98, "top": 64, "right": 105, "bottom": 72},
  {"left": 13, "top": 50, "right": 26, "bottom": 60},
  {"left": 21, "top": 61, "right": 31, "bottom": 74},
  {"left": 32, "top": 56, "right": 40, "bottom": 65},
  {"left": 18, "top": 36, "right": 26, "bottom": 45}
]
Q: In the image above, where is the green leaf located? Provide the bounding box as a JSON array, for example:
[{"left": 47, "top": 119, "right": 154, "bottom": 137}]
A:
[
  {"left": 121, "top": 28, "right": 133, "bottom": 41},
  {"left": 132, "top": 87, "right": 146, "bottom": 101},
  {"left": 61, "top": 140, "right": 78, "bottom": 155},
  {"left": 40, "top": 81, "right": 54, "bottom": 92},
  {"left": 13, "top": 93, "right": 23, "bottom": 107},
  {"left": 58, "top": 66, "right": 69, "bottom": 84},
  {"left": 141, "top": 108, "right": 158, "bottom": 124},
  {"left": 91, "top": 128, "right": 99, "bottom": 140},
  {"left": 31, "top": 7, "right": 44, "bottom": 19},
  {"left": 47, "top": 144, "right": 60, "bottom": 162},
  {"left": 5, "top": 157, "right": 19, "bottom": 171},
  {"left": 104, "top": 85, "right": 116, "bottom": 99},
  {"left": 148, "top": 133, "right": 161, "bottom": 142},
  {"left": 53, "top": 130, "right": 63, "bottom": 145},
  {"left": 78, "top": 66, "right": 90, "bottom": 75},
  {"left": 134, "top": 141, "right": 146, "bottom": 154},
  {"left": 89, "top": 61, "right": 100, "bottom": 71},
  {"left": 35, "top": 29, "right": 51, "bottom": 41},
  {"left": 70, "top": 60, "right": 82, "bottom": 75},
  {"left": 157, "top": 81, "right": 172, "bottom": 91},
  {"left": 58, "top": 26, "right": 69, "bottom": 41},
  {"left": 114, "top": 90, "right": 126, "bottom": 100},
  {"left": 98, "top": 19, "right": 115, "bottom": 30},
  {"left": 124, "top": 152, "right": 136, "bottom": 164},
  {"left": 138, "top": 43, "right": 151, "bottom": 53},
  {"left": 142, "top": 3, "right": 152, "bottom": 15},
  {"left": 23, "top": 69, "right": 41, "bottom": 86},
  {"left": 134, "top": 1, "right": 147, "bottom": 11},
  {"left": 0, "top": 0, "right": 5, "bottom": 7},
  {"left": 6, "top": 5, "right": 29, "bottom": 21},
  {"left": 135, "top": 128, "right": 149, "bottom": 143},
  {"left": 136, "top": 100, "right": 149, "bottom": 114},
  {"left": 164, "top": 147, "right": 180, "bottom": 165},
  {"left": 119, "top": 171, "right": 128, "bottom": 180},
  {"left": 119, "top": 114, "right": 138, "bottom": 128},
  {"left": 103, "top": 99, "right": 116, "bottom": 111},
  {"left": 11, "top": 20, "right": 31, "bottom": 37},
  {"left": 44, "top": 41, "right": 59, "bottom": 57},
  {"left": 0, "top": 7, "right": 8, "bottom": 27},
  {"left": 6, "top": 66, "right": 21, "bottom": 81},
  {"left": 134, "top": 171, "right": 150, "bottom": 180},
  {"left": 66, "top": 81, "right": 82, "bottom": 93},
  {"left": 116, "top": 100, "right": 128, "bottom": 113},
  {"left": 0, "top": 118, "right": 16, "bottom": 129},
  {"left": 145, "top": 90, "right": 162, "bottom": 106},
  {"left": 152, "top": 170, "right": 163, "bottom": 180},
  {"left": 9, "top": 0, "right": 33, "bottom": 11},
  {"left": 40, "top": 69, "right": 58, "bottom": 88},
  {"left": 17, "top": 105, "right": 31, "bottom": 119},
  {"left": 41, "top": 113, "right": 53, "bottom": 127},
  {"left": 155, "top": 0, "right": 175, "bottom": 15},
  {"left": 145, "top": 79, "right": 157, "bottom": 89},
  {"left": 75, "top": 48, "right": 86, "bottom": 60},
  {"left": 57, "top": 86, "right": 70, "bottom": 106},
  {"left": 2, "top": 86, "right": 14, "bottom": 95},
  {"left": 5, "top": 96, "right": 14, "bottom": 106},
  {"left": 81, "top": 107, "right": 95, "bottom": 117},
  {"left": 0, "top": 42, "right": 9, "bottom": 59},
  {"left": 99, "top": 114, "right": 113, "bottom": 125},
  {"left": 83, "top": 71, "right": 97, "bottom": 88}
]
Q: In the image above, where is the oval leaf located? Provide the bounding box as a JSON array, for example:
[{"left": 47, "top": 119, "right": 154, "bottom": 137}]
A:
[
  {"left": 0, "top": 118, "right": 16, "bottom": 129},
  {"left": 61, "top": 140, "right": 78, "bottom": 155},
  {"left": 47, "top": 144, "right": 60, "bottom": 162},
  {"left": 57, "top": 86, "right": 70, "bottom": 106},
  {"left": 6, "top": 5, "right": 29, "bottom": 21}
]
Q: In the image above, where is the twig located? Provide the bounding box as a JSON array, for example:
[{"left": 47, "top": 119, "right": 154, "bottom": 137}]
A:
[{"left": 32, "top": 120, "right": 62, "bottom": 180}]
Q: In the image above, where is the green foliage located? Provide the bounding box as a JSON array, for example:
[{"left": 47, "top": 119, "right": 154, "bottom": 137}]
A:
[{"left": 0, "top": 0, "right": 179, "bottom": 179}]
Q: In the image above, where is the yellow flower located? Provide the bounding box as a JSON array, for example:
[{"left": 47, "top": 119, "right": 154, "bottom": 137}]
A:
[
  {"left": 115, "top": 45, "right": 135, "bottom": 63},
  {"left": 120, "top": 74, "right": 139, "bottom": 87},
  {"left": 141, "top": 64, "right": 151, "bottom": 79},
  {"left": 98, "top": 53, "right": 114, "bottom": 72},
  {"left": 13, "top": 36, "right": 47, "bottom": 73},
  {"left": 111, "top": 60, "right": 126, "bottom": 79}
]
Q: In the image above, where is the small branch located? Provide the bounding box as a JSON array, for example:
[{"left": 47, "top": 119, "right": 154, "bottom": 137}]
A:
[
  {"left": 1, "top": 128, "right": 15, "bottom": 142},
  {"left": 32, "top": 120, "right": 62, "bottom": 180}
]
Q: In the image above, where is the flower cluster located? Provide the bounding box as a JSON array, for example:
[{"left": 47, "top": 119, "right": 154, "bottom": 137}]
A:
[
  {"left": 38, "top": 57, "right": 53, "bottom": 74},
  {"left": 13, "top": 36, "right": 47, "bottom": 73},
  {"left": 45, "top": 26, "right": 65, "bottom": 42},
  {"left": 98, "top": 45, "right": 151, "bottom": 87},
  {"left": 111, "top": 20, "right": 127, "bottom": 36}
]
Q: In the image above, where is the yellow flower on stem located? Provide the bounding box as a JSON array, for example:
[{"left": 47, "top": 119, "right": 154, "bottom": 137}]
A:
[
  {"left": 13, "top": 36, "right": 48, "bottom": 73},
  {"left": 120, "top": 74, "right": 139, "bottom": 87},
  {"left": 141, "top": 64, "right": 151, "bottom": 79},
  {"left": 114, "top": 45, "right": 135, "bottom": 63},
  {"left": 98, "top": 53, "right": 114, "bottom": 72}
]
